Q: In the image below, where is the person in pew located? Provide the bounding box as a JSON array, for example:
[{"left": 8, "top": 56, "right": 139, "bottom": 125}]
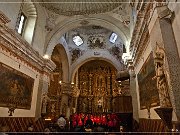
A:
[
  {"left": 57, "top": 114, "right": 66, "bottom": 132},
  {"left": 27, "top": 123, "right": 34, "bottom": 132},
  {"left": 85, "top": 115, "right": 93, "bottom": 131}
]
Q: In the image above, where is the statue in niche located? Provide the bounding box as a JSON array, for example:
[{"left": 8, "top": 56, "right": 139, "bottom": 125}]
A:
[
  {"left": 153, "top": 44, "right": 172, "bottom": 108},
  {"left": 97, "top": 97, "right": 103, "bottom": 108},
  {"left": 41, "top": 92, "right": 50, "bottom": 114},
  {"left": 51, "top": 103, "right": 56, "bottom": 113}
]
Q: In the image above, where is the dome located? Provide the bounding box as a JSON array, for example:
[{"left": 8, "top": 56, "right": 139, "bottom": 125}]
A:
[{"left": 37, "top": 0, "right": 123, "bottom": 16}]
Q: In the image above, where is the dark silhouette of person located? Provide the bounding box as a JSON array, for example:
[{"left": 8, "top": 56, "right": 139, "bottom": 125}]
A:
[{"left": 85, "top": 115, "right": 93, "bottom": 129}]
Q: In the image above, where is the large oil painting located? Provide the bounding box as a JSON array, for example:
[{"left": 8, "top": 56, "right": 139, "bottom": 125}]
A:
[
  {"left": 137, "top": 53, "right": 160, "bottom": 109},
  {"left": 0, "top": 63, "right": 34, "bottom": 109}
]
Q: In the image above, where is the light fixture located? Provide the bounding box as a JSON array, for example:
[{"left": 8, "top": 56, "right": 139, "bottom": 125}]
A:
[
  {"left": 43, "top": 54, "right": 49, "bottom": 59},
  {"left": 59, "top": 80, "right": 62, "bottom": 84}
]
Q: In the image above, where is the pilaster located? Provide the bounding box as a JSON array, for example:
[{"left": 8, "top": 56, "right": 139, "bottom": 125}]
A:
[
  {"left": 128, "top": 61, "right": 139, "bottom": 122},
  {"left": 151, "top": 5, "right": 180, "bottom": 120}
]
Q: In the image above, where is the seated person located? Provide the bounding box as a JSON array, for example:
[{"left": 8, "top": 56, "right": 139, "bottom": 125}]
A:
[
  {"left": 57, "top": 114, "right": 66, "bottom": 131},
  {"left": 85, "top": 115, "right": 93, "bottom": 129}
]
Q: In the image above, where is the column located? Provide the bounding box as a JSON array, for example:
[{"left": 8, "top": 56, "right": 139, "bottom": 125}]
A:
[
  {"left": 36, "top": 73, "right": 50, "bottom": 119},
  {"left": 60, "top": 82, "right": 72, "bottom": 119},
  {"left": 128, "top": 62, "right": 139, "bottom": 121},
  {"left": 151, "top": 5, "right": 180, "bottom": 120}
]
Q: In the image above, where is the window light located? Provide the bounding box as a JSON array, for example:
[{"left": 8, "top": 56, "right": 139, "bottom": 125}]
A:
[
  {"left": 109, "top": 33, "right": 118, "bottom": 43},
  {"left": 73, "top": 35, "right": 83, "bottom": 46},
  {"left": 17, "top": 13, "right": 26, "bottom": 35}
]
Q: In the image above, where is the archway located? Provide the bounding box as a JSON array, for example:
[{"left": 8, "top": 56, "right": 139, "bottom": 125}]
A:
[{"left": 44, "top": 14, "right": 130, "bottom": 58}]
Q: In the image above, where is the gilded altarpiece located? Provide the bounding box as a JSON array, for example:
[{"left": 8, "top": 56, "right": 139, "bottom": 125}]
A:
[
  {"left": 77, "top": 61, "right": 117, "bottom": 114},
  {"left": 137, "top": 53, "right": 160, "bottom": 109},
  {"left": 46, "top": 73, "right": 62, "bottom": 117}
]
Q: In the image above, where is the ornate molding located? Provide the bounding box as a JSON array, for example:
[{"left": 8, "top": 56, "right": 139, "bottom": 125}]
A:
[
  {"left": 61, "top": 83, "right": 73, "bottom": 95},
  {"left": 0, "top": 10, "right": 10, "bottom": 25},
  {"left": 153, "top": 44, "right": 172, "bottom": 108},
  {"left": 37, "top": 0, "right": 122, "bottom": 16},
  {"left": 0, "top": 19, "right": 56, "bottom": 75},
  {"left": 130, "top": 3, "right": 173, "bottom": 67},
  {"left": 130, "top": 2, "right": 154, "bottom": 66}
]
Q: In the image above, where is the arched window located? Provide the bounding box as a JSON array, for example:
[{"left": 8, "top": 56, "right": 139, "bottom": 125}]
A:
[
  {"left": 16, "top": 1, "right": 37, "bottom": 45},
  {"left": 109, "top": 32, "right": 118, "bottom": 43},
  {"left": 73, "top": 35, "right": 84, "bottom": 46},
  {"left": 17, "top": 12, "right": 27, "bottom": 35}
]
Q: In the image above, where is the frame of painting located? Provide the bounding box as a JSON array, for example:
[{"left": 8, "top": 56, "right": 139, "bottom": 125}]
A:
[
  {"left": 0, "top": 62, "right": 34, "bottom": 110},
  {"left": 137, "top": 52, "right": 160, "bottom": 109}
]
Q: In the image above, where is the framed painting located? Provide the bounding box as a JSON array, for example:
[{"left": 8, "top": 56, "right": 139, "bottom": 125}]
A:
[
  {"left": 0, "top": 62, "right": 34, "bottom": 109},
  {"left": 137, "top": 52, "right": 160, "bottom": 109}
]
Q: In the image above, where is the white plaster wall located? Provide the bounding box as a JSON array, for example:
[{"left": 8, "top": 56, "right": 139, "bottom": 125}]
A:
[
  {"left": 0, "top": 51, "right": 40, "bottom": 117},
  {"left": 32, "top": 4, "right": 47, "bottom": 56},
  {"left": 23, "top": 16, "right": 36, "bottom": 45},
  {"left": 0, "top": 1, "right": 21, "bottom": 29}
]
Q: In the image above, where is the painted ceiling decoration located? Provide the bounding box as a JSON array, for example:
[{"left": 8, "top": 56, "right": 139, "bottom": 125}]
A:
[
  {"left": 37, "top": 0, "right": 123, "bottom": 16},
  {"left": 87, "top": 36, "right": 106, "bottom": 49},
  {"left": 72, "top": 25, "right": 109, "bottom": 35},
  {"left": 65, "top": 25, "right": 125, "bottom": 64},
  {"left": 70, "top": 48, "right": 84, "bottom": 63},
  {"left": 108, "top": 44, "right": 123, "bottom": 62}
]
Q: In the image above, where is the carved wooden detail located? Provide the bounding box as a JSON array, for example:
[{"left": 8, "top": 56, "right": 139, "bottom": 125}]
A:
[
  {"left": 46, "top": 73, "right": 62, "bottom": 118},
  {"left": 0, "top": 10, "right": 10, "bottom": 25},
  {"left": 76, "top": 60, "right": 130, "bottom": 114},
  {"left": 153, "top": 44, "right": 172, "bottom": 108}
]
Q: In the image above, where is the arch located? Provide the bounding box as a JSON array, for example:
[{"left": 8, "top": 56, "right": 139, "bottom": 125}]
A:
[
  {"left": 52, "top": 44, "right": 70, "bottom": 82},
  {"left": 21, "top": 0, "right": 37, "bottom": 44},
  {"left": 70, "top": 53, "right": 125, "bottom": 83},
  {"left": 44, "top": 14, "right": 130, "bottom": 57}
]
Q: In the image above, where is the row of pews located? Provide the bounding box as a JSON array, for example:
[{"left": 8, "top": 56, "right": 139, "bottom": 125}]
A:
[{"left": 0, "top": 117, "right": 45, "bottom": 132}]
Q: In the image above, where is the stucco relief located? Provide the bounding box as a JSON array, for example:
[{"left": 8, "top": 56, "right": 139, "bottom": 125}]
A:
[
  {"left": 41, "top": 92, "right": 50, "bottom": 114},
  {"left": 87, "top": 36, "right": 106, "bottom": 49},
  {"left": 45, "top": 10, "right": 58, "bottom": 31},
  {"left": 0, "top": 23, "right": 56, "bottom": 74},
  {"left": 108, "top": 44, "right": 123, "bottom": 62},
  {"left": 153, "top": 44, "right": 172, "bottom": 108},
  {"left": 69, "top": 48, "right": 85, "bottom": 64}
]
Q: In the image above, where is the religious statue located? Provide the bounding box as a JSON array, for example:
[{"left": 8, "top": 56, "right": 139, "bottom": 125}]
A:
[
  {"left": 153, "top": 44, "right": 171, "bottom": 108},
  {"left": 41, "top": 92, "right": 50, "bottom": 114},
  {"left": 97, "top": 98, "right": 103, "bottom": 108}
]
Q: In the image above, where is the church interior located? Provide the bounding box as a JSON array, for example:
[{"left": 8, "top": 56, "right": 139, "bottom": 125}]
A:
[{"left": 1, "top": 0, "right": 180, "bottom": 133}]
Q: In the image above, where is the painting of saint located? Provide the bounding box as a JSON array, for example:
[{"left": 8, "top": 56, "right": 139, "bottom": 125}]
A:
[
  {"left": 0, "top": 63, "right": 34, "bottom": 109},
  {"left": 137, "top": 53, "right": 160, "bottom": 109}
]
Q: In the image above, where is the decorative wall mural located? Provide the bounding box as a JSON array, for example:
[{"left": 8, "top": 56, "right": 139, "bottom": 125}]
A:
[
  {"left": 70, "top": 48, "right": 83, "bottom": 63},
  {"left": 0, "top": 63, "right": 34, "bottom": 110},
  {"left": 109, "top": 45, "right": 123, "bottom": 61},
  {"left": 137, "top": 53, "right": 160, "bottom": 109},
  {"left": 87, "top": 36, "right": 106, "bottom": 49}
]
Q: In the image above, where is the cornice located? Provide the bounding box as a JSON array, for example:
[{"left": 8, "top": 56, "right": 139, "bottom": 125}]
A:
[
  {"left": 0, "top": 11, "right": 10, "bottom": 25},
  {"left": 0, "top": 21, "right": 56, "bottom": 75},
  {"left": 130, "top": 2, "right": 154, "bottom": 66},
  {"left": 130, "top": 1, "right": 170, "bottom": 67}
]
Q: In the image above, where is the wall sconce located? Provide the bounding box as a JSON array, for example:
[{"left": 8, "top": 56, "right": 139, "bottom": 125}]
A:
[
  {"left": 59, "top": 80, "right": 62, "bottom": 84},
  {"left": 8, "top": 106, "right": 16, "bottom": 116},
  {"left": 43, "top": 54, "right": 49, "bottom": 59}
]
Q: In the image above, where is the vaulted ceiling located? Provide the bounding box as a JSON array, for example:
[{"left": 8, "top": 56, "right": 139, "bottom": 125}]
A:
[{"left": 37, "top": 0, "right": 126, "bottom": 16}]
